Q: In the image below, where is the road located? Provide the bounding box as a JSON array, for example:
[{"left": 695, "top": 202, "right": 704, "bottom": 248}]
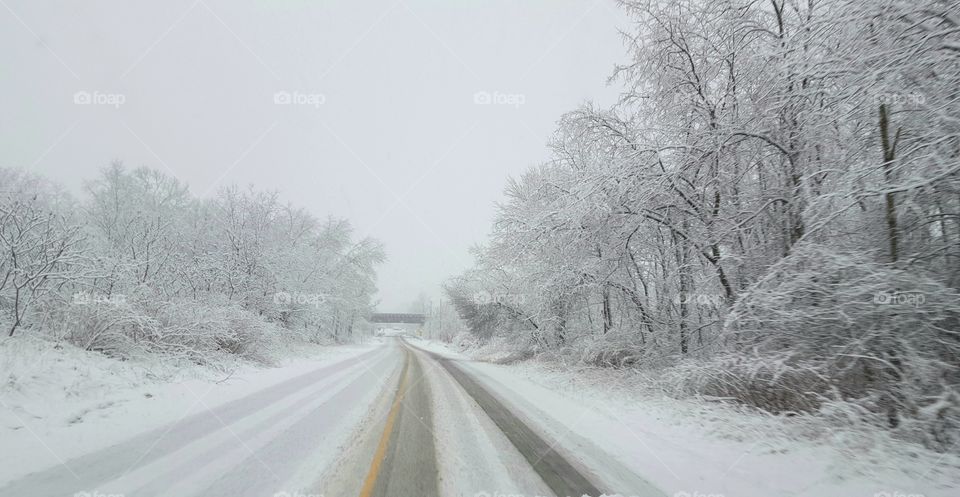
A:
[{"left": 0, "top": 339, "right": 660, "bottom": 497}]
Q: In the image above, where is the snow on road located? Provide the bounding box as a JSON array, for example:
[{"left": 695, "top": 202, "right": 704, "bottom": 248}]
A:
[
  {"left": 311, "top": 341, "right": 559, "bottom": 497},
  {"left": 0, "top": 338, "right": 397, "bottom": 496},
  {"left": 419, "top": 345, "right": 557, "bottom": 497}
]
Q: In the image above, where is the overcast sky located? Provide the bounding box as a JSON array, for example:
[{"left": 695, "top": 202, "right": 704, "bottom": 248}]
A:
[{"left": 1, "top": 0, "right": 628, "bottom": 310}]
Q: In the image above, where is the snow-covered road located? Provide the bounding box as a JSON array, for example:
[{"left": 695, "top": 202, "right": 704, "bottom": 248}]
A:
[
  {"left": 5, "top": 337, "right": 947, "bottom": 497},
  {"left": 0, "top": 338, "right": 667, "bottom": 497},
  {"left": 321, "top": 339, "right": 644, "bottom": 497}
]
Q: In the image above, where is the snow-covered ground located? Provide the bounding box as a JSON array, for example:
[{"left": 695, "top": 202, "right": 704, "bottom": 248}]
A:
[
  {"left": 417, "top": 338, "right": 960, "bottom": 497},
  {"left": 5, "top": 333, "right": 957, "bottom": 497},
  {"left": 0, "top": 334, "right": 391, "bottom": 488}
]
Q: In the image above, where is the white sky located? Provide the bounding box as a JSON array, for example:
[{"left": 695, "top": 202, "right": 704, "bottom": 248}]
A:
[{"left": 0, "top": 0, "right": 628, "bottom": 310}]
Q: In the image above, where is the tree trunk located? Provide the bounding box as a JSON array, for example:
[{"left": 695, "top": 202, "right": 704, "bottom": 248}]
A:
[{"left": 879, "top": 103, "right": 900, "bottom": 263}]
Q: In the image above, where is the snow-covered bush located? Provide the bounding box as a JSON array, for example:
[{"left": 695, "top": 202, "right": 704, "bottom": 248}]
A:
[
  {"left": 452, "top": 330, "right": 480, "bottom": 349},
  {"left": 663, "top": 352, "right": 830, "bottom": 414},
  {"left": 50, "top": 297, "right": 150, "bottom": 359},
  {"left": 577, "top": 328, "right": 664, "bottom": 369},
  {"left": 718, "top": 244, "right": 960, "bottom": 449},
  {"left": 49, "top": 297, "right": 280, "bottom": 366},
  {"left": 149, "top": 300, "right": 281, "bottom": 366}
]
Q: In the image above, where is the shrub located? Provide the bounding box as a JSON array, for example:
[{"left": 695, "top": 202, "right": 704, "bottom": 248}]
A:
[
  {"left": 716, "top": 243, "right": 960, "bottom": 449},
  {"left": 49, "top": 295, "right": 281, "bottom": 366}
]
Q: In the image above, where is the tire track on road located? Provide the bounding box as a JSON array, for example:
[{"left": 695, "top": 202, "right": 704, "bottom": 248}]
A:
[
  {"left": 359, "top": 345, "right": 440, "bottom": 497},
  {"left": 408, "top": 340, "right": 603, "bottom": 497}
]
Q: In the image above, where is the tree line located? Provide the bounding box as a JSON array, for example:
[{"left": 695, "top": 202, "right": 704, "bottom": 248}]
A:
[
  {"left": 446, "top": 0, "right": 960, "bottom": 450},
  {"left": 1, "top": 163, "right": 384, "bottom": 364}
]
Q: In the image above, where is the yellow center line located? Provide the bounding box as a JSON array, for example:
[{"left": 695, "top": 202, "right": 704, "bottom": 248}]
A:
[{"left": 358, "top": 349, "right": 410, "bottom": 497}]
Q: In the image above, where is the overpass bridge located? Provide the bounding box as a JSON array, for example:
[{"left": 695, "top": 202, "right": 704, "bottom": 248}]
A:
[{"left": 369, "top": 313, "right": 425, "bottom": 324}]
